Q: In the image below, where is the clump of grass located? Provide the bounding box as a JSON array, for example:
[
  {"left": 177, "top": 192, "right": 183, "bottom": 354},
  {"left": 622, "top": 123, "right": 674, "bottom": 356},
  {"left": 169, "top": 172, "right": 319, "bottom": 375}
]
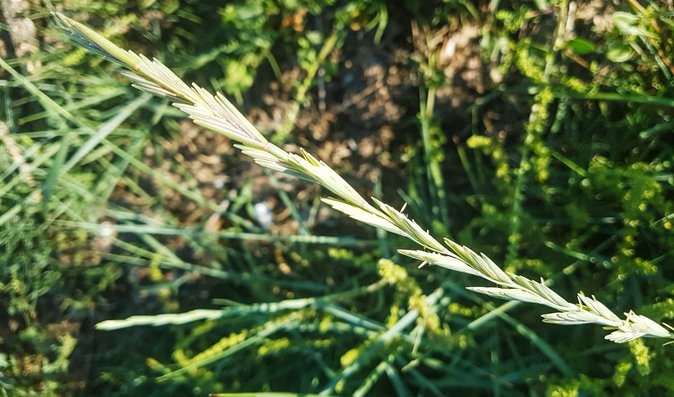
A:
[{"left": 52, "top": 12, "right": 674, "bottom": 346}]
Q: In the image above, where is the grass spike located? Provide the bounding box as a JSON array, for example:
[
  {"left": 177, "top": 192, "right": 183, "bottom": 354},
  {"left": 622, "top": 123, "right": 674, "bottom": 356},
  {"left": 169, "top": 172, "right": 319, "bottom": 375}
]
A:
[{"left": 54, "top": 13, "right": 674, "bottom": 345}]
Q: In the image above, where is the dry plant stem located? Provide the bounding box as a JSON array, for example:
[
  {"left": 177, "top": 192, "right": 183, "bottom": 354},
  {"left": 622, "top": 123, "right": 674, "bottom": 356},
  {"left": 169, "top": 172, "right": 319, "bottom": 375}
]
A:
[{"left": 54, "top": 13, "right": 674, "bottom": 345}]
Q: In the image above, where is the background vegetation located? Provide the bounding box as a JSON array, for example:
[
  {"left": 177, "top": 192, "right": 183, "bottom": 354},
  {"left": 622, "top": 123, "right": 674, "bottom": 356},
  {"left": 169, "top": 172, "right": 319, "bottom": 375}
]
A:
[{"left": 1, "top": 0, "right": 673, "bottom": 395}]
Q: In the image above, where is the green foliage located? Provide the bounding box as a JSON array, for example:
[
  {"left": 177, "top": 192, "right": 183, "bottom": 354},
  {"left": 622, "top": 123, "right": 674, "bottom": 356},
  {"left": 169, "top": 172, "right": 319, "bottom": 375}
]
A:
[{"left": 2, "top": 1, "right": 674, "bottom": 396}]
